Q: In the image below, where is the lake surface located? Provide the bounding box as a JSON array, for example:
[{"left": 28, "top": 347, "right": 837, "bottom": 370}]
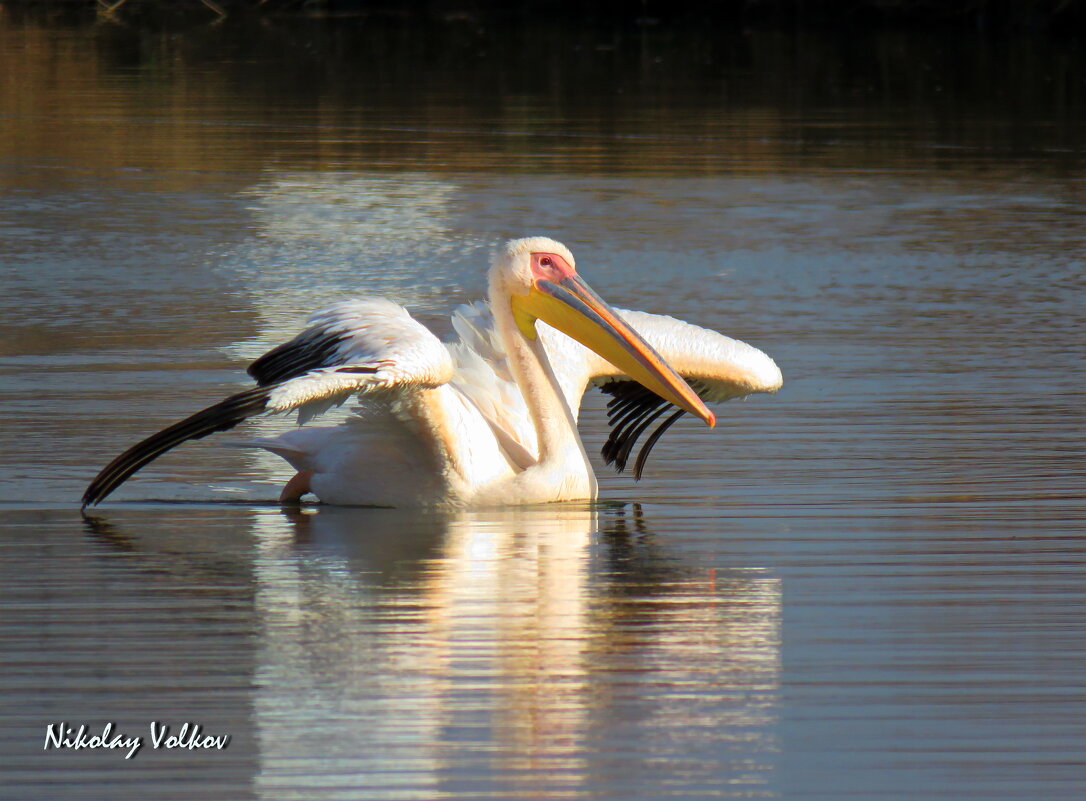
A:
[{"left": 1, "top": 12, "right": 1085, "bottom": 800}]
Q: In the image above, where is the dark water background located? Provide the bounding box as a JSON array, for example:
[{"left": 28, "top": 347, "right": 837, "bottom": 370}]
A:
[{"left": 1, "top": 12, "right": 1084, "bottom": 800}]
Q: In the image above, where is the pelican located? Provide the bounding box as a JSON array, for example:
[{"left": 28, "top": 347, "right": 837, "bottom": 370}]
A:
[{"left": 82, "top": 237, "right": 782, "bottom": 509}]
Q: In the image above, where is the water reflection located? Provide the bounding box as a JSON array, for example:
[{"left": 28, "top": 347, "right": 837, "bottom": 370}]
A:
[
  {"left": 2, "top": 16, "right": 1083, "bottom": 179},
  {"left": 244, "top": 504, "right": 780, "bottom": 798},
  {"left": 226, "top": 172, "right": 488, "bottom": 343}
]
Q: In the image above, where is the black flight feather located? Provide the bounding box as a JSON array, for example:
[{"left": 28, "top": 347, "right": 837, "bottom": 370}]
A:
[
  {"left": 598, "top": 379, "right": 707, "bottom": 480},
  {"left": 81, "top": 385, "right": 272, "bottom": 509},
  {"left": 247, "top": 330, "right": 351, "bottom": 386},
  {"left": 632, "top": 408, "right": 687, "bottom": 480}
]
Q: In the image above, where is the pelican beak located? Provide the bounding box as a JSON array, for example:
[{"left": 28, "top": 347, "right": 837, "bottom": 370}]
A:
[{"left": 511, "top": 275, "right": 715, "bottom": 427}]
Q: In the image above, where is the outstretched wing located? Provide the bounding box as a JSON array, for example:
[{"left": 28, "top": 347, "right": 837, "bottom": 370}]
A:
[
  {"left": 591, "top": 309, "right": 782, "bottom": 478},
  {"left": 82, "top": 298, "right": 453, "bottom": 508}
]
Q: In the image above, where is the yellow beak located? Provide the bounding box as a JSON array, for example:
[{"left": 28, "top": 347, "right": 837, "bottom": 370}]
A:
[{"left": 510, "top": 275, "right": 715, "bottom": 427}]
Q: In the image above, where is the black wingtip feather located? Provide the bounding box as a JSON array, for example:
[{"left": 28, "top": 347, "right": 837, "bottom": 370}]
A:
[
  {"left": 81, "top": 386, "right": 271, "bottom": 509},
  {"left": 248, "top": 331, "right": 349, "bottom": 386},
  {"left": 598, "top": 379, "right": 706, "bottom": 479},
  {"left": 632, "top": 408, "right": 687, "bottom": 480}
]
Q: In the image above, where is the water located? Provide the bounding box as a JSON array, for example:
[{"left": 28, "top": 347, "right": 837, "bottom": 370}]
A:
[{"left": 1, "top": 13, "right": 1085, "bottom": 800}]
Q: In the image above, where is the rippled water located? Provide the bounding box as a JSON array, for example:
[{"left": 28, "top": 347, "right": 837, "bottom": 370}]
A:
[{"left": 1, "top": 13, "right": 1085, "bottom": 800}]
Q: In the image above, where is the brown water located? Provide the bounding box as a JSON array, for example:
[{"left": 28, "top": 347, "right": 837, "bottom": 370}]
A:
[{"left": 1, "top": 13, "right": 1085, "bottom": 800}]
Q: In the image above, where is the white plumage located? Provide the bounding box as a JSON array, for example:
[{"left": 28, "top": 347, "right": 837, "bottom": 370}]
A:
[
  {"left": 83, "top": 237, "right": 781, "bottom": 509},
  {"left": 264, "top": 298, "right": 454, "bottom": 424}
]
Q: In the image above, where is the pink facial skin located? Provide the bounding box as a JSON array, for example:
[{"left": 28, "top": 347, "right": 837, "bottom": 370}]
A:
[{"left": 530, "top": 252, "right": 576, "bottom": 283}]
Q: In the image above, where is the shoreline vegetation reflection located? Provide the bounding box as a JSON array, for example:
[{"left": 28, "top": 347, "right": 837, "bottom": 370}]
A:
[{"left": 1, "top": 13, "right": 1083, "bottom": 180}]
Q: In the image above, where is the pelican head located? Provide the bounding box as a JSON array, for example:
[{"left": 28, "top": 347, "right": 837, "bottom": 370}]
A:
[{"left": 493, "top": 237, "right": 715, "bottom": 427}]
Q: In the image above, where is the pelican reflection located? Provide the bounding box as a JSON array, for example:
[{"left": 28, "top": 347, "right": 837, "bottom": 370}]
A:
[{"left": 249, "top": 504, "right": 781, "bottom": 799}]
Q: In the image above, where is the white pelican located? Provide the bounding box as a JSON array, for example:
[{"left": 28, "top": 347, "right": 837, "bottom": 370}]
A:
[{"left": 82, "top": 237, "right": 782, "bottom": 509}]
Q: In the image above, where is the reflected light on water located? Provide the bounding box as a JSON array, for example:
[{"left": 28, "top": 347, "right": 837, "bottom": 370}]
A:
[
  {"left": 221, "top": 172, "right": 490, "bottom": 362},
  {"left": 248, "top": 506, "right": 780, "bottom": 799}
]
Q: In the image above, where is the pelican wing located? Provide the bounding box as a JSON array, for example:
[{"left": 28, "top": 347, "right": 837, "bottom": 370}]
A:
[
  {"left": 249, "top": 299, "right": 453, "bottom": 423},
  {"left": 82, "top": 298, "right": 453, "bottom": 508},
  {"left": 586, "top": 309, "right": 782, "bottom": 477}
]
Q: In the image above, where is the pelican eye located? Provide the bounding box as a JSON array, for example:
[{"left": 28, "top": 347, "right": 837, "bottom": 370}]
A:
[{"left": 540, "top": 257, "right": 553, "bottom": 267}]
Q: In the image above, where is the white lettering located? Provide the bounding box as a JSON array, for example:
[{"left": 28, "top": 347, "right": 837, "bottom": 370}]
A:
[
  {"left": 44, "top": 721, "right": 227, "bottom": 758},
  {"left": 43, "top": 723, "right": 65, "bottom": 750},
  {"left": 149, "top": 721, "right": 167, "bottom": 749}
]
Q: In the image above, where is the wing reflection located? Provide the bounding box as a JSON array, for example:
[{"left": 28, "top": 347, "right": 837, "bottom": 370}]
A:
[{"left": 250, "top": 504, "right": 781, "bottom": 799}]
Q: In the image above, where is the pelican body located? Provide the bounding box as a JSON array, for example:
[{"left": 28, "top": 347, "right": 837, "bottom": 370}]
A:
[{"left": 83, "top": 238, "right": 782, "bottom": 509}]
